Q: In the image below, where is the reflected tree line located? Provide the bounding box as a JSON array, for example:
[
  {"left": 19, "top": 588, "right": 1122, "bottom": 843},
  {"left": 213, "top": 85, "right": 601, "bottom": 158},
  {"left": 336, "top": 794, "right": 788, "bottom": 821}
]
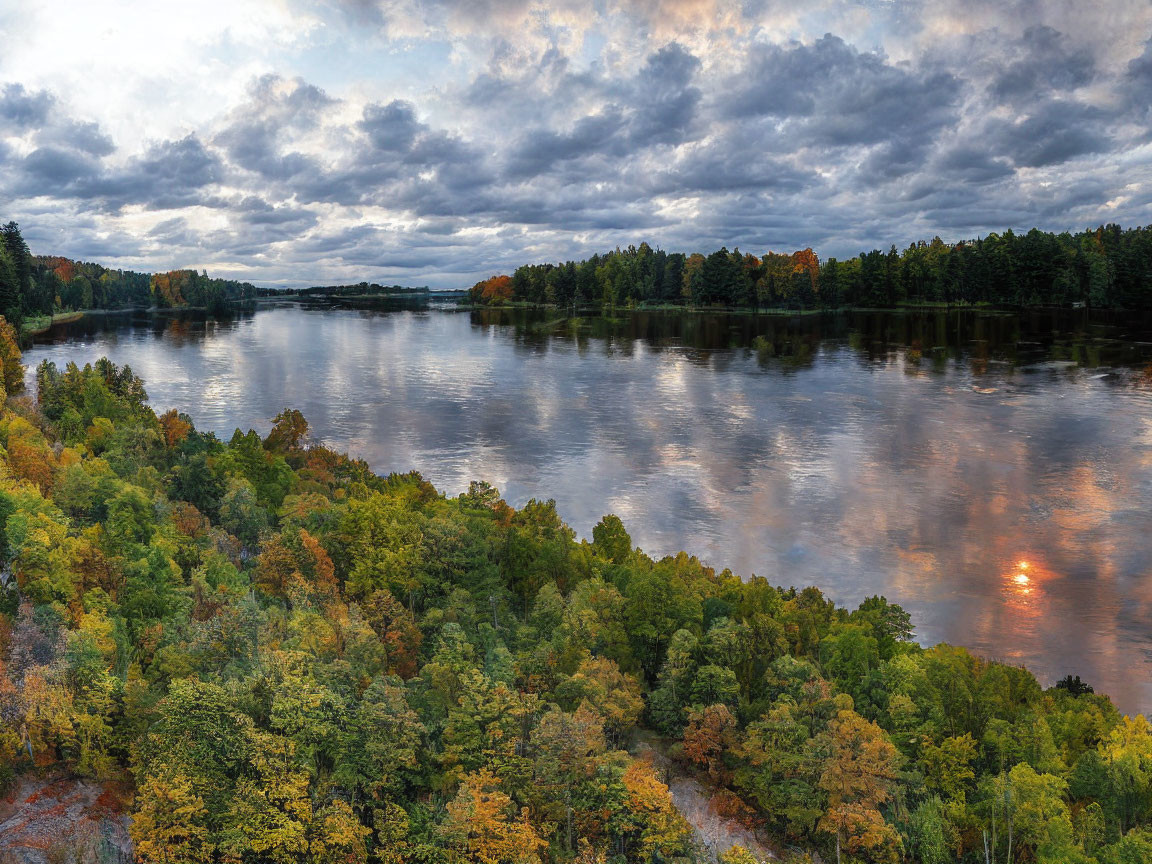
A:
[{"left": 473, "top": 306, "right": 1152, "bottom": 371}]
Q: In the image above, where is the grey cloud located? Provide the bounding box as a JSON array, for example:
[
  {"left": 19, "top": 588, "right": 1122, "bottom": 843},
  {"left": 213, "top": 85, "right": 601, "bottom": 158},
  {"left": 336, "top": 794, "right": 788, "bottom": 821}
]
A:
[
  {"left": 644, "top": 124, "right": 811, "bottom": 195},
  {"left": 214, "top": 76, "right": 334, "bottom": 181},
  {"left": 463, "top": 46, "right": 602, "bottom": 133},
  {"left": 7, "top": 125, "right": 221, "bottom": 213},
  {"left": 985, "top": 100, "right": 1110, "bottom": 168},
  {"left": 43, "top": 120, "right": 116, "bottom": 157},
  {"left": 229, "top": 198, "right": 320, "bottom": 244},
  {"left": 723, "top": 35, "right": 960, "bottom": 151},
  {"left": 145, "top": 217, "right": 206, "bottom": 250},
  {"left": 19, "top": 146, "right": 101, "bottom": 187},
  {"left": 625, "top": 43, "right": 702, "bottom": 146},
  {"left": 504, "top": 42, "right": 702, "bottom": 178},
  {"left": 297, "top": 224, "right": 382, "bottom": 255},
  {"left": 0, "top": 83, "right": 54, "bottom": 128},
  {"left": 1127, "top": 37, "right": 1152, "bottom": 112},
  {"left": 148, "top": 217, "right": 191, "bottom": 240},
  {"left": 114, "top": 135, "right": 222, "bottom": 208},
  {"left": 237, "top": 197, "right": 318, "bottom": 227},
  {"left": 988, "top": 26, "right": 1095, "bottom": 103},
  {"left": 288, "top": 99, "right": 495, "bottom": 212},
  {"left": 76, "top": 135, "right": 220, "bottom": 211},
  {"left": 360, "top": 100, "right": 422, "bottom": 152},
  {"left": 506, "top": 110, "right": 627, "bottom": 177},
  {"left": 0, "top": 85, "right": 116, "bottom": 162},
  {"left": 933, "top": 146, "right": 1015, "bottom": 184}
]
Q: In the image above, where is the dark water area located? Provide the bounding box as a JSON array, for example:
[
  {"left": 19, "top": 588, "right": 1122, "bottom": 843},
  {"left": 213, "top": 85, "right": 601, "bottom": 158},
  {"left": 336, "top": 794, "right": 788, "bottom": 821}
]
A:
[{"left": 23, "top": 301, "right": 1152, "bottom": 714}]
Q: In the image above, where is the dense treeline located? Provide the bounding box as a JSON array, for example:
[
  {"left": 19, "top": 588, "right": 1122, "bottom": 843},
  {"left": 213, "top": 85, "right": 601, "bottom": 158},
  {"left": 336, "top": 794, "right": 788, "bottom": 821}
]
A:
[
  {"left": 472, "top": 225, "right": 1152, "bottom": 311},
  {"left": 0, "top": 220, "right": 257, "bottom": 328},
  {"left": 1, "top": 338, "right": 1152, "bottom": 863}
]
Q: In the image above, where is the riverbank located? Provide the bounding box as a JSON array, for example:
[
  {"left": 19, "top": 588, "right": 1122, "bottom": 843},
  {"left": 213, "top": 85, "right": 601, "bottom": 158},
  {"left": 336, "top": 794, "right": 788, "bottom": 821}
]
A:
[
  {"left": 20, "top": 310, "right": 85, "bottom": 335},
  {"left": 20, "top": 300, "right": 263, "bottom": 338},
  {"left": 465, "top": 299, "right": 1037, "bottom": 315}
]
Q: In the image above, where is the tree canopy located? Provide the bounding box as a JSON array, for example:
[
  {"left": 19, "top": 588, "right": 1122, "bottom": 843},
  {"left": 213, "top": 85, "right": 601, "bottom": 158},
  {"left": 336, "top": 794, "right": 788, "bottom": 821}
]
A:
[{"left": 471, "top": 225, "right": 1152, "bottom": 311}]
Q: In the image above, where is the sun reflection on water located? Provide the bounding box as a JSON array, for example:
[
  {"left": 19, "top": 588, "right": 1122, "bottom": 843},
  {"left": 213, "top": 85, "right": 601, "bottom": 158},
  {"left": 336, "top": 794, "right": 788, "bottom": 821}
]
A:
[{"left": 1004, "top": 557, "right": 1046, "bottom": 609}]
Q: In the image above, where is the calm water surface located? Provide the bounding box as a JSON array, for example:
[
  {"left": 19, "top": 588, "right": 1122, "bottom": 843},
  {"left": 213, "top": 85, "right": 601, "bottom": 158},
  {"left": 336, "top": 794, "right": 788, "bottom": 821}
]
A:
[{"left": 24, "top": 302, "right": 1152, "bottom": 713}]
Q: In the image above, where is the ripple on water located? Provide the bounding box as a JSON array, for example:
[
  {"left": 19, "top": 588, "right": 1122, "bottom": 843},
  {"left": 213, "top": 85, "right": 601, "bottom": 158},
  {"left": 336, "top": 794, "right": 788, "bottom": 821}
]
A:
[{"left": 22, "top": 305, "right": 1152, "bottom": 714}]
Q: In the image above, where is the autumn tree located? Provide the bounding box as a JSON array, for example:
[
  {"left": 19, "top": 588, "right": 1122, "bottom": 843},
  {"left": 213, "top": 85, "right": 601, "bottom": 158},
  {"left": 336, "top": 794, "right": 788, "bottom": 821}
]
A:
[
  {"left": 817, "top": 709, "right": 903, "bottom": 863},
  {"left": 158, "top": 408, "right": 193, "bottom": 447},
  {"left": 0, "top": 315, "right": 22, "bottom": 395},
  {"left": 131, "top": 765, "right": 216, "bottom": 864},
  {"left": 554, "top": 655, "right": 643, "bottom": 746},
  {"left": 440, "top": 769, "right": 546, "bottom": 864},
  {"left": 683, "top": 703, "right": 739, "bottom": 784},
  {"left": 265, "top": 408, "right": 309, "bottom": 453},
  {"left": 471, "top": 275, "right": 514, "bottom": 304},
  {"left": 617, "top": 758, "right": 693, "bottom": 860}
]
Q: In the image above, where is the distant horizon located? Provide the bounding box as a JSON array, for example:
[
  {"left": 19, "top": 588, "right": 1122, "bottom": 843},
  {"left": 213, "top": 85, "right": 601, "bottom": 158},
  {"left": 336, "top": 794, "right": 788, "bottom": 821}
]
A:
[{"left": 24, "top": 220, "right": 1150, "bottom": 292}]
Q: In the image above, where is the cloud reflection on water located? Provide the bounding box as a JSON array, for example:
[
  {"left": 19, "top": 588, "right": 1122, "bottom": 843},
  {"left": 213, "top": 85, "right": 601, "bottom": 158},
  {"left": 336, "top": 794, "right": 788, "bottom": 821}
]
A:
[{"left": 22, "top": 303, "right": 1152, "bottom": 713}]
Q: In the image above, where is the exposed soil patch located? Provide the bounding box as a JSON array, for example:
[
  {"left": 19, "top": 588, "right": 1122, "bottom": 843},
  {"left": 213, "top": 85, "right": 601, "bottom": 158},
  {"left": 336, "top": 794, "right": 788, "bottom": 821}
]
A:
[
  {"left": 0, "top": 773, "right": 131, "bottom": 864},
  {"left": 632, "top": 734, "right": 781, "bottom": 862}
]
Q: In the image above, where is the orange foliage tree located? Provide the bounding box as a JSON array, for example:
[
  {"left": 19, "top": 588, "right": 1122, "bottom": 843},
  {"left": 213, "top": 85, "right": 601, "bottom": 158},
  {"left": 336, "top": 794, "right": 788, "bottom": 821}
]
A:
[
  {"left": 158, "top": 409, "right": 193, "bottom": 448},
  {"left": 471, "top": 275, "right": 514, "bottom": 304},
  {"left": 0, "top": 315, "right": 23, "bottom": 395},
  {"left": 254, "top": 528, "right": 338, "bottom": 607},
  {"left": 7, "top": 433, "right": 55, "bottom": 493},
  {"left": 682, "top": 702, "right": 739, "bottom": 783},
  {"left": 792, "top": 248, "right": 820, "bottom": 295}
]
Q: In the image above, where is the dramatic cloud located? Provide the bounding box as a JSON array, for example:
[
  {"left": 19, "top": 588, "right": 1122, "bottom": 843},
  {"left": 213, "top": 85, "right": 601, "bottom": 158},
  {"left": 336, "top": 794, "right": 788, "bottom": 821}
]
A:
[{"left": 0, "top": 0, "right": 1150, "bottom": 286}]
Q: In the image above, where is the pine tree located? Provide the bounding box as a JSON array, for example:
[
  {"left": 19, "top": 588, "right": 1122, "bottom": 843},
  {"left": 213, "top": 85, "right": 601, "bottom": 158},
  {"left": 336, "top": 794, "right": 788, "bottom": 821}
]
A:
[{"left": 0, "top": 222, "right": 29, "bottom": 325}]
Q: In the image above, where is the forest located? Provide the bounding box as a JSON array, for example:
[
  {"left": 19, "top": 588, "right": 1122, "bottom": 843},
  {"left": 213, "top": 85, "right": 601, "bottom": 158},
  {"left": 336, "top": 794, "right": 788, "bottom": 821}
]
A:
[
  {"left": 0, "top": 221, "right": 258, "bottom": 328},
  {"left": 0, "top": 322, "right": 1150, "bottom": 863},
  {"left": 471, "top": 224, "right": 1152, "bottom": 311}
]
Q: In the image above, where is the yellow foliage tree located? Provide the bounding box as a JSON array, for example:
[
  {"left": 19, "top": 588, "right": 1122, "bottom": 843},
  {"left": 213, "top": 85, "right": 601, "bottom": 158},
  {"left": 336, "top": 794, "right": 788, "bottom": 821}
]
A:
[
  {"left": 817, "top": 709, "right": 903, "bottom": 864},
  {"left": 131, "top": 766, "right": 216, "bottom": 864},
  {"left": 440, "top": 768, "right": 546, "bottom": 864},
  {"left": 619, "top": 758, "right": 693, "bottom": 860},
  {"left": 310, "top": 799, "right": 370, "bottom": 864}
]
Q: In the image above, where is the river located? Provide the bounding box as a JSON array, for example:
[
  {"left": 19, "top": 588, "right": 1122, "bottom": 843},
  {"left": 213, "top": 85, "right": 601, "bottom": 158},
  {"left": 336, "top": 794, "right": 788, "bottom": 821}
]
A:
[{"left": 22, "top": 301, "right": 1152, "bottom": 714}]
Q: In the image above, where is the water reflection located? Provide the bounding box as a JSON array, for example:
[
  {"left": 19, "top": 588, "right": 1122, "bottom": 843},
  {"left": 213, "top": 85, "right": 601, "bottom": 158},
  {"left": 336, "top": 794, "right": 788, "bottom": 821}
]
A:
[
  {"left": 1003, "top": 559, "right": 1042, "bottom": 611},
  {"left": 22, "top": 301, "right": 1152, "bottom": 714}
]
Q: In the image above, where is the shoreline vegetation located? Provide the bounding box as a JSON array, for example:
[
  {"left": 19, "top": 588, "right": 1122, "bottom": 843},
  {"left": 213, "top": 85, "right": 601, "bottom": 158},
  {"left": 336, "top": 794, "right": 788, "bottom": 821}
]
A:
[
  {"left": 451, "top": 299, "right": 1008, "bottom": 315},
  {"left": 5, "top": 218, "right": 1151, "bottom": 343},
  {"left": 0, "top": 220, "right": 264, "bottom": 339},
  {"left": 467, "top": 224, "right": 1152, "bottom": 311},
  {"left": 1, "top": 325, "right": 1151, "bottom": 864},
  {"left": 20, "top": 310, "right": 86, "bottom": 335}
]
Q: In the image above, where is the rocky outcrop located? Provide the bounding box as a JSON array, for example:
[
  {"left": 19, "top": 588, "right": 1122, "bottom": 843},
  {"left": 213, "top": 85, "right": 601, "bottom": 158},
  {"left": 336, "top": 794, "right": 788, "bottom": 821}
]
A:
[{"left": 0, "top": 774, "right": 132, "bottom": 864}]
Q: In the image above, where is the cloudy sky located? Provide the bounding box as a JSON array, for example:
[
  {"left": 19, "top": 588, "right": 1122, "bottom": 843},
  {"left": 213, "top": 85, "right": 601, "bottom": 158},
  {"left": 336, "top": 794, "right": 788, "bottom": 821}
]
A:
[{"left": 2, "top": 0, "right": 1151, "bottom": 288}]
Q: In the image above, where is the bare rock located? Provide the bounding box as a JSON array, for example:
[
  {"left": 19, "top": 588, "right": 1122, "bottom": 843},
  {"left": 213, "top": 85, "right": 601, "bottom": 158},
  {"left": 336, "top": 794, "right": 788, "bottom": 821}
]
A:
[{"left": 0, "top": 774, "right": 132, "bottom": 864}]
